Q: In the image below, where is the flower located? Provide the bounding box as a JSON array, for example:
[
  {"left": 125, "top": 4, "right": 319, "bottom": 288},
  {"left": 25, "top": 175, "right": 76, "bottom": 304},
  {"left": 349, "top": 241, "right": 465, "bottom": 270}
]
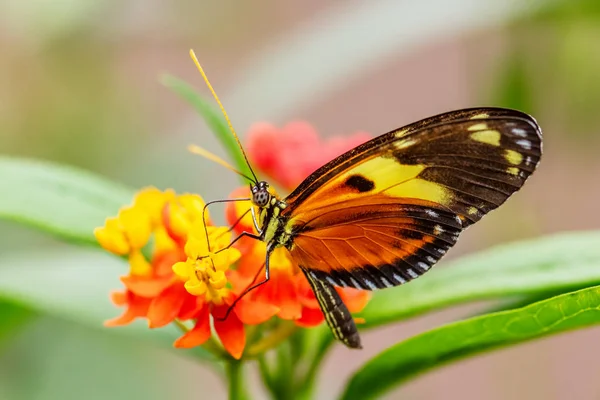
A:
[
  {"left": 94, "top": 187, "right": 252, "bottom": 359},
  {"left": 246, "top": 121, "right": 371, "bottom": 190}
]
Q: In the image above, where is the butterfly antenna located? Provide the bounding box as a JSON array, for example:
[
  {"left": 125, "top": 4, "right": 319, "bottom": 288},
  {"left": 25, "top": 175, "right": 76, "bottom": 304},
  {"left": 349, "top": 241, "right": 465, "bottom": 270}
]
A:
[
  {"left": 188, "top": 144, "right": 255, "bottom": 183},
  {"left": 189, "top": 49, "right": 259, "bottom": 184}
]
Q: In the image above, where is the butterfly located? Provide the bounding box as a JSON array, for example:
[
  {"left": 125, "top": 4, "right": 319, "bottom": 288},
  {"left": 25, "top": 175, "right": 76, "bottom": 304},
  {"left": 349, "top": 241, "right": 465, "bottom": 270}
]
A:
[{"left": 189, "top": 51, "right": 543, "bottom": 349}]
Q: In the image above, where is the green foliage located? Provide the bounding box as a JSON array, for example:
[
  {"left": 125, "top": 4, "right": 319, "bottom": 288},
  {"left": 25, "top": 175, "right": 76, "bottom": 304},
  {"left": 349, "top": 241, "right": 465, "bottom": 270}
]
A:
[
  {"left": 0, "top": 248, "right": 216, "bottom": 363},
  {"left": 342, "top": 285, "right": 600, "bottom": 400},
  {"left": 0, "top": 300, "right": 35, "bottom": 349},
  {"left": 0, "top": 156, "right": 133, "bottom": 246},
  {"left": 490, "top": 0, "right": 600, "bottom": 144}
]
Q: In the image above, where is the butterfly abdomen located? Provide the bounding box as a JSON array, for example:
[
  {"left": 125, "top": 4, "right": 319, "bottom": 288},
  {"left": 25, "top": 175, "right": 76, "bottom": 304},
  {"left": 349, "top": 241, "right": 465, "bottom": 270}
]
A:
[{"left": 301, "top": 266, "right": 362, "bottom": 349}]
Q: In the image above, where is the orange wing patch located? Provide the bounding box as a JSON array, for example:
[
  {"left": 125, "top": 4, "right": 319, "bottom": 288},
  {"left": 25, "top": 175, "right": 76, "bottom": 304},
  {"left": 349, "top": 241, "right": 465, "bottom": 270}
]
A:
[{"left": 289, "top": 195, "right": 462, "bottom": 290}]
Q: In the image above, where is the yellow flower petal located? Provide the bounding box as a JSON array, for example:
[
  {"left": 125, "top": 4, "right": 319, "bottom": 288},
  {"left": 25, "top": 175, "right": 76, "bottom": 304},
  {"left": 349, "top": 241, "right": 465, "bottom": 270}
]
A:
[
  {"left": 94, "top": 218, "right": 130, "bottom": 255},
  {"left": 178, "top": 194, "right": 207, "bottom": 222},
  {"left": 129, "top": 250, "right": 152, "bottom": 277},
  {"left": 212, "top": 248, "right": 241, "bottom": 271},
  {"left": 209, "top": 270, "right": 227, "bottom": 289},
  {"left": 184, "top": 236, "right": 207, "bottom": 260},
  {"left": 154, "top": 225, "right": 178, "bottom": 254},
  {"left": 172, "top": 261, "right": 191, "bottom": 280},
  {"left": 167, "top": 204, "right": 192, "bottom": 240},
  {"left": 205, "top": 287, "right": 228, "bottom": 305},
  {"left": 134, "top": 187, "right": 175, "bottom": 226},
  {"left": 185, "top": 279, "right": 207, "bottom": 296},
  {"left": 118, "top": 206, "right": 152, "bottom": 250}
]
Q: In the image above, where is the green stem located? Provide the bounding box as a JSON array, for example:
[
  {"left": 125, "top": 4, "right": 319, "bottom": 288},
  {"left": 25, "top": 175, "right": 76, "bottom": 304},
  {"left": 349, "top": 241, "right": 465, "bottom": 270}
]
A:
[
  {"left": 295, "top": 331, "right": 334, "bottom": 399},
  {"left": 226, "top": 360, "right": 249, "bottom": 400},
  {"left": 247, "top": 321, "right": 299, "bottom": 357},
  {"left": 257, "top": 355, "right": 278, "bottom": 400}
]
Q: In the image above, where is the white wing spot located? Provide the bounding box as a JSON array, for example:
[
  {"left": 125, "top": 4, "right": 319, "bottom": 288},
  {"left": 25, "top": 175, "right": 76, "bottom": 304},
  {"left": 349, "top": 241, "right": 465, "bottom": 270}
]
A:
[
  {"left": 525, "top": 156, "right": 533, "bottom": 166},
  {"left": 437, "top": 248, "right": 447, "bottom": 255},
  {"left": 350, "top": 277, "right": 361, "bottom": 288},
  {"left": 425, "top": 209, "right": 439, "bottom": 218},
  {"left": 426, "top": 256, "right": 437, "bottom": 264},
  {"left": 380, "top": 277, "right": 393, "bottom": 288},
  {"left": 433, "top": 225, "right": 444, "bottom": 235},
  {"left": 326, "top": 276, "right": 338, "bottom": 286},
  {"left": 516, "top": 139, "right": 532, "bottom": 150},
  {"left": 364, "top": 279, "right": 377, "bottom": 290},
  {"left": 417, "top": 262, "right": 430, "bottom": 271},
  {"left": 407, "top": 269, "right": 419, "bottom": 279},
  {"left": 393, "top": 273, "right": 407, "bottom": 284},
  {"left": 512, "top": 128, "right": 527, "bottom": 137},
  {"left": 310, "top": 271, "right": 319, "bottom": 280}
]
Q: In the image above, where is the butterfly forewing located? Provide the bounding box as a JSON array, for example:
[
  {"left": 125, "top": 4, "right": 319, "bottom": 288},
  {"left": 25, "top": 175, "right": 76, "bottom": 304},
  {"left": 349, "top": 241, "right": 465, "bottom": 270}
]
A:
[{"left": 282, "top": 108, "right": 542, "bottom": 291}]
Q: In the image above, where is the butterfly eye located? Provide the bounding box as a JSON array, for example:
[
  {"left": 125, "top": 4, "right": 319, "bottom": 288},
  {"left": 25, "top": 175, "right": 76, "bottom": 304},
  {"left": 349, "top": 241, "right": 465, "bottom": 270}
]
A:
[
  {"left": 252, "top": 190, "right": 270, "bottom": 207},
  {"left": 252, "top": 181, "right": 271, "bottom": 207}
]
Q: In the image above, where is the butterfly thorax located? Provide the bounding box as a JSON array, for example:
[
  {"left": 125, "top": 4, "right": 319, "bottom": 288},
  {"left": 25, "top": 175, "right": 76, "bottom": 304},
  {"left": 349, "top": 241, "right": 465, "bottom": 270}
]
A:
[{"left": 251, "top": 181, "right": 293, "bottom": 249}]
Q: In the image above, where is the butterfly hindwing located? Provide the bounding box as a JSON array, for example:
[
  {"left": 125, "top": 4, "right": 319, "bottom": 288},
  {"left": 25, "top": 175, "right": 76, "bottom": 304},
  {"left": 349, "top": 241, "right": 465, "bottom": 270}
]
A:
[
  {"left": 282, "top": 108, "right": 542, "bottom": 290},
  {"left": 290, "top": 196, "right": 462, "bottom": 290}
]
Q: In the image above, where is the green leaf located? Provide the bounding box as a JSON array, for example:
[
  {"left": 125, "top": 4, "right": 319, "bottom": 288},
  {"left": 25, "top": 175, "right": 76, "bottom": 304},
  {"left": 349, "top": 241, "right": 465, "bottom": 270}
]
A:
[
  {"left": 0, "top": 299, "right": 35, "bottom": 348},
  {"left": 360, "top": 230, "right": 600, "bottom": 327},
  {"left": 0, "top": 156, "right": 134, "bottom": 245},
  {"left": 0, "top": 249, "right": 215, "bottom": 362},
  {"left": 341, "top": 285, "right": 600, "bottom": 400},
  {"left": 161, "top": 74, "right": 254, "bottom": 184}
]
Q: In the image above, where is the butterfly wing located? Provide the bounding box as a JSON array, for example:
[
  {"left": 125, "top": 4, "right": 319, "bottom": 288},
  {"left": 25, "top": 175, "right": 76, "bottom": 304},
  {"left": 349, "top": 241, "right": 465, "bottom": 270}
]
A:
[{"left": 283, "top": 107, "right": 542, "bottom": 290}]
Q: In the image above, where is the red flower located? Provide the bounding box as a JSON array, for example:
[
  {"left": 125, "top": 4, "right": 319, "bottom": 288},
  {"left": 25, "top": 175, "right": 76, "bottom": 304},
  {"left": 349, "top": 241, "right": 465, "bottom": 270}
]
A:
[{"left": 246, "top": 121, "right": 371, "bottom": 189}]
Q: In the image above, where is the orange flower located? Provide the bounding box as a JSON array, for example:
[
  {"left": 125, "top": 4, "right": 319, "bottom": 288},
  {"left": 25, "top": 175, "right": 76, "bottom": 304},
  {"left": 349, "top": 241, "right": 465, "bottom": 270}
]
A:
[
  {"left": 95, "top": 188, "right": 254, "bottom": 359},
  {"left": 246, "top": 121, "right": 371, "bottom": 190}
]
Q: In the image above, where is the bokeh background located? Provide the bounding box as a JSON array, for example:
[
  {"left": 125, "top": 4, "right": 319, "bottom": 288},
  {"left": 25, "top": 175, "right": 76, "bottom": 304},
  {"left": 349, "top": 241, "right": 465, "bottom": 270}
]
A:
[{"left": 1, "top": 1, "right": 600, "bottom": 399}]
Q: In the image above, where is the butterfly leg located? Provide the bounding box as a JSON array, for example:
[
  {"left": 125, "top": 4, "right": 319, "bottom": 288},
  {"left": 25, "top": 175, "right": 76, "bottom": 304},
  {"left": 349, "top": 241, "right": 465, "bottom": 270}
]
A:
[
  {"left": 201, "top": 197, "right": 252, "bottom": 252},
  {"left": 212, "top": 231, "right": 262, "bottom": 256},
  {"left": 301, "top": 268, "right": 362, "bottom": 349},
  {"left": 216, "top": 245, "right": 273, "bottom": 321}
]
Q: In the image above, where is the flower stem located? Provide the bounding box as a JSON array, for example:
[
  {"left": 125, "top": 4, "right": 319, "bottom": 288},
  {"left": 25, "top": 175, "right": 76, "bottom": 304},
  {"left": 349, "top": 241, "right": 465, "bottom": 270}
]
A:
[
  {"left": 226, "top": 360, "right": 250, "bottom": 400},
  {"left": 246, "top": 321, "right": 299, "bottom": 357}
]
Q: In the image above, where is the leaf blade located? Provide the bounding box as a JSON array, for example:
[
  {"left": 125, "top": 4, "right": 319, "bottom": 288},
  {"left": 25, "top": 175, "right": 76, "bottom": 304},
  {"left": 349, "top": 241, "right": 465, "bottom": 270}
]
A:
[
  {"left": 0, "top": 248, "right": 215, "bottom": 361},
  {"left": 0, "top": 156, "right": 134, "bottom": 245},
  {"left": 341, "top": 285, "right": 600, "bottom": 400}
]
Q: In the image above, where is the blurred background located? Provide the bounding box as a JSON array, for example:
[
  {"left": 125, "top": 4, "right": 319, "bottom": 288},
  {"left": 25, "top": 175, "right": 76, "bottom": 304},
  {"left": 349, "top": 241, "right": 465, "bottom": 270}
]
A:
[{"left": 1, "top": 0, "right": 600, "bottom": 399}]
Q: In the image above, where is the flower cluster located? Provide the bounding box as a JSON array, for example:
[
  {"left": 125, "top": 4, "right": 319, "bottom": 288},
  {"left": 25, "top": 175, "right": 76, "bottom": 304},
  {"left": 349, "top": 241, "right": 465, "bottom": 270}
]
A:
[{"left": 95, "top": 122, "right": 372, "bottom": 359}]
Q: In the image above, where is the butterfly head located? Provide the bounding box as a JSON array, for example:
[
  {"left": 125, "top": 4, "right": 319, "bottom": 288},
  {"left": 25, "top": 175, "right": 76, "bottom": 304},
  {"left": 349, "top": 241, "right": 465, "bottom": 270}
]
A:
[{"left": 251, "top": 181, "right": 272, "bottom": 208}]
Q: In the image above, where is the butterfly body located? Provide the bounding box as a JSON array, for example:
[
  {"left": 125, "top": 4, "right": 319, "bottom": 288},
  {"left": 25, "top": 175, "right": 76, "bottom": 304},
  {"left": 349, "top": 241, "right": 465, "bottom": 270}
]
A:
[{"left": 246, "top": 107, "right": 542, "bottom": 349}]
